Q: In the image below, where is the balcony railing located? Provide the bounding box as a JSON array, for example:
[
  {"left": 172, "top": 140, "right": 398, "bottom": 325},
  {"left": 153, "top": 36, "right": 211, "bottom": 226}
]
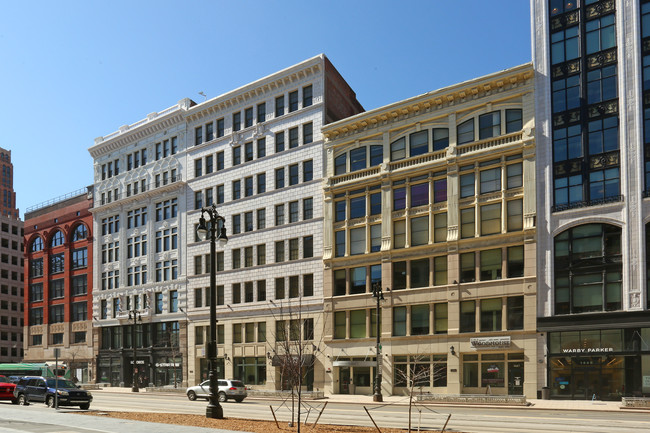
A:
[{"left": 551, "top": 194, "right": 624, "bottom": 212}]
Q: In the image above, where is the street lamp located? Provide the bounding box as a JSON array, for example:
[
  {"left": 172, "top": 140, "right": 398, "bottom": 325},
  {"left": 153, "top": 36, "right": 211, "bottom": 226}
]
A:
[
  {"left": 371, "top": 282, "right": 385, "bottom": 402},
  {"left": 196, "top": 204, "right": 228, "bottom": 419},
  {"left": 127, "top": 310, "right": 142, "bottom": 392}
]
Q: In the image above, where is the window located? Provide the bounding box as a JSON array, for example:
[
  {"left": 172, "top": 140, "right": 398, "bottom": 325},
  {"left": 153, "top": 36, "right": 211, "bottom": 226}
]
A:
[
  {"left": 31, "top": 236, "right": 43, "bottom": 252},
  {"left": 434, "top": 178, "right": 447, "bottom": 203},
  {"left": 232, "top": 145, "right": 241, "bottom": 166},
  {"left": 155, "top": 260, "right": 178, "bottom": 282},
  {"left": 335, "top": 231, "right": 345, "bottom": 257},
  {"left": 245, "top": 107, "right": 253, "bottom": 128},
  {"left": 480, "top": 298, "right": 502, "bottom": 332},
  {"left": 460, "top": 300, "right": 476, "bottom": 333},
  {"left": 257, "top": 208, "right": 266, "bottom": 229},
  {"left": 275, "top": 95, "right": 285, "bottom": 117},
  {"left": 30, "top": 258, "right": 43, "bottom": 278},
  {"left": 507, "top": 199, "right": 523, "bottom": 232},
  {"left": 289, "top": 90, "right": 299, "bottom": 112},
  {"left": 257, "top": 244, "right": 266, "bottom": 265},
  {"left": 245, "top": 176, "right": 253, "bottom": 197},
  {"left": 433, "top": 128, "right": 449, "bottom": 150},
  {"left": 71, "top": 302, "right": 87, "bottom": 322},
  {"left": 30, "top": 307, "right": 43, "bottom": 325},
  {"left": 434, "top": 303, "right": 448, "bottom": 334},
  {"left": 588, "top": 116, "right": 618, "bottom": 155},
  {"left": 257, "top": 280, "right": 267, "bottom": 302},
  {"left": 275, "top": 204, "right": 284, "bottom": 226},
  {"left": 480, "top": 167, "right": 501, "bottom": 194},
  {"left": 257, "top": 102, "right": 266, "bottom": 123},
  {"left": 507, "top": 296, "right": 524, "bottom": 330},
  {"left": 303, "top": 84, "right": 313, "bottom": 107},
  {"left": 586, "top": 14, "right": 616, "bottom": 55},
  {"left": 350, "top": 310, "right": 366, "bottom": 338},
  {"left": 410, "top": 182, "right": 428, "bottom": 207},
  {"left": 411, "top": 305, "right": 429, "bottom": 335},
  {"left": 50, "top": 253, "right": 64, "bottom": 274},
  {"left": 480, "top": 249, "right": 502, "bottom": 281},
  {"left": 412, "top": 258, "right": 429, "bottom": 288},
  {"left": 51, "top": 230, "right": 64, "bottom": 247},
  {"left": 216, "top": 151, "right": 224, "bottom": 169},
  {"left": 30, "top": 283, "right": 43, "bottom": 302},
  {"left": 232, "top": 180, "right": 241, "bottom": 200},
  {"left": 410, "top": 130, "right": 429, "bottom": 157},
  {"left": 350, "top": 148, "right": 366, "bottom": 172},
  {"left": 275, "top": 278, "right": 285, "bottom": 299},
  {"left": 390, "top": 137, "right": 406, "bottom": 161},
  {"left": 479, "top": 111, "right": 501, "bottom": 139},
  {"left": 289, "top": 238, "right": 299, "bottom": 260},
  {"left": 289, "top": 164, "right": 299, "bottom": 185},
  {"left": 303, "top": 274, "right": 313, "bottom": 297},
  {"left": 275, "top": 131, "right": 285, "bottom": 153},
  {"left": 335, "top": 200, "right": 346, "bottom": 222},
  {"left": 481, "top": 203, "right": 501, "bottom": 235},
  {"left": 457, "top": 119, "right": 474, "bottom": 144},
  {"left": 411, "top": 216, "right": 429, "bottom": 246},
  {"left": 507, "top": 246, "right": 524, "bottom": 278},
  {"left": 216, "top": 184, "right": 224, "bottom": 204},
  {"left": 275, "top": 168, "right": 285, "bottom": 189},
  {"left": 303, "top": 122, "right": 313, "bottom": 144},
  {"left": 233, "top": 112, "right": 241, "bottom": 131},
  {"left": 460, "top": 252, "right": 475, "bottom": 283},
  {"left": 50, "top": 304, "right": 65, "bottom": 324},
  {"left": 506, "top": 109, "right": 523, "bottom": 133},
  {"left": 275, "top": 241, "right": 285, "bottom": 263},
  {"left": 335, "top": 154, "right": 347, "bottom": 175},
  {"left": 72, "top": 224, "right": 88, "bottom": 241},
  {"left": 232, "top": 249, "right": 241, "bottom": 269},
  {"left": 289, "top": 127, "right": 299, "bottom": 148},
  {"left": 551, "top": 26, "right": 579, "bottom": 65},
  {"left": 460, "top": 208, "right": 475, "bottom": 239},
  {"left": 257, "top": 138, "right": 266, "bottom": 158},
  {"left": 195, "top": 126, "right": 203, "bottom": 145},
  {"left": 393, "top": 306, "right": 406, "bottom": 336},
  {"left": 72, "top": 248, "right": 87, "bottom": 269},
  {"left": 303, "top": 159, "right": 313, "bottom": 182},
  {"left": 334, "top": 312, "right": 346, "bottom": 339}
]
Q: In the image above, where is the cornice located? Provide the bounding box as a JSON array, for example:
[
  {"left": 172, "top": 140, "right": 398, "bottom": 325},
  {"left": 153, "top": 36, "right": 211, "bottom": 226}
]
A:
[
  {"left": 322, "top": 63, "right": 534, "bottom": 143},
  {"left": 89, "top": 102, "right": 190, "bottom": 159},
  {"left": 185, "top": 56, "right": 323, "bottom": 123}
]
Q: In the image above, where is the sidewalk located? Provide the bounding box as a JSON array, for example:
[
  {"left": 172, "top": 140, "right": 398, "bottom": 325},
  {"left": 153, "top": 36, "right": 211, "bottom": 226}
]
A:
[{"left": 96, "top": 386, "right": 635, "bottom": 412}]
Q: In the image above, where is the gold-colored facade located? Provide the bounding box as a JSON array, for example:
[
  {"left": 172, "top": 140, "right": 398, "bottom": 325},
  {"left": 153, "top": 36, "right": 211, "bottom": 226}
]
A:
[{"left": 321, "top": 64, "right": 540, "bottom": 398}]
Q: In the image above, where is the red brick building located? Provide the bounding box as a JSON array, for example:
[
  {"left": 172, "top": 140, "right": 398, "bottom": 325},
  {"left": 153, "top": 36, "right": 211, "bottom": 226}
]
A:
[{"left": 23, "top": 187, "right": 94, "bottom": 382}]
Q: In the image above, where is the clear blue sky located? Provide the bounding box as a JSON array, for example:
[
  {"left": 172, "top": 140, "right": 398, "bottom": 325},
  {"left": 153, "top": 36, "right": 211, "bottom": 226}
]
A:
[{"left": 0, "top": 0, "right": 531, "bottom": 217}]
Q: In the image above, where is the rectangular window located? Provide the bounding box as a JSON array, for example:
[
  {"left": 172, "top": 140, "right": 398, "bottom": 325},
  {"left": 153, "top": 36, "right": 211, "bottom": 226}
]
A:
[
  {"left": 460, "top": 173, "right": 475, "bottom": 198},
  {"left": 275, "top": 95, "right": 285, "bottom": 117},
  {"left": 411, "top": 304, "right": 429, "bottom": 335},
  {"left": 350, "top": 227, "right": 365, "bottom": 255},
  {"left": 507, "top": 245, "right": 524, "bottom": 278},
  {"left": 245, "top": 107, "right": 253, "bottom": 128},
  {"left": 461, "top": 208, "right": 475, "bottom": 239},
  {"left": 507, "top": 163, "right": 522, "bottom": 189},
  {"left": 393, "top": 261, "right": 406, "bottom": 290},
  {"left": 506, "top": 109, "right": 523, "bottom": 133},
  {"left": 232, "top": 180, "right": 241, "bottom": 200},
  {"left": 275, "top": 204, "right": 284, "bottom": 226},
  {"left": 289, "top": 238, "right": 299, "bottom": 260},
  {"left": 275, "top": 277, "right": 285, "bottom": 299},
  {"left": 480, "top": 248, "right": 502, "bottom": 281},
  {"left": 232, "top": 145, "right": 241, "bottom": 166},
  {"left": 334, "top": 312, "right": 346, "bottom": 339},
  {"left": 460, "top": 252, "right": 475, "bottom": 283},
  {"left": 480, "top": 298, "right": 502, "bottom": 332},
  {"left": 433, "top": 128, "right": 449, "bottom": 150},
  {"left": 507, "top": 199, "right": 524, "bottom": 232},
  {"left": 480, "top": 167, "right": 501, "bottom": 194},
  {"left": 479, "top": 111, "right": 501, "bottom": 139},
  {"left": 232, "top": 283, "right": 241, "bottom": 304},
  {"left": 206, "top": 122, "right": 214, "bottom": 141},
  {"left": 195, "top": 126, "right": 203, "bottom": 146},
  {"left": 457, "top": 119, "right": 474, "bottom": 144},
  {"left": 481, "top": 203, "right": 502, "bottom": 235},
  {"left": 289, "top": 275, "right": 299, "bottom": 298},
  {"left": 460, "top": 300, "right": 476, "bottom": 333},
  {"left": 289, "top": 164, "right": 299, "bottom": 185},
  {"left": 275, "top": 168, "right": 285, "bottom": 189},
  {"left": 216, "top": 151, "right": 224, "bottom": 170},
  {"left": 245, "top": 176, "right": 253, "bottom": 197},
  {"left": 275, "top": 131, "right": 285, "bottom": 153},
  {"left": 303, "top": 122, "right": 313, "bottom": 144},
  {"left": 335, "top": 231, "right": 346, "bottom": 257},
  {"left": 216, "top": 118, "right": 225, "bottom": 137},
  {"left": 434, "top": 303, "right": 448, "bottom": 334},
  {"left": 233, "top": 112, "right": 241, "bottom": 131},
  {"left": 303, "top": 235, "right": 313, "bottom": 258},
  {"left": 393, "top": 220, "right": 406, "bottom": 249},
  {"left": 393, "top": 306, "right": 406, "bottom": 336},
  {"left": 370, "top": 224, "right": 381, "bottom": 252},
  {"left": 257, "top": 208, "right": 266, "bottom": 229},
  {"left": 507, "top": 296, "right": 524, "bottom": 330},
  {"left": 303, "top": 84, "right": 313, "bottom": 107},
  {"left": 257, "top": 102, "right": 266, "bottom": 123},
  {"left": 434, "top": 212, "right": 447, "bottom": 243},
  {"left": 275, "top": 241, "right": 285, "bottom": 263},
  {"left": 257, "top": 280, "right": 266, "bottom": 302},
  {"left": 410, "top": 130, "right": 429, "bottom": 157},
  {"left": 411, "top": 215, "right": 429, "bottom": 246},
  {"left": 289, "top": 127, "right": 299, "bottom": 148},
  {"left": 245, "top": 282, "right": 254, "bottom": 302},
  {"left": 350, "top": 310, "right": 366, "bottom": 338},
  {"left": 433, "top": 256, "right": 447, "bottom": 286},
  {"left": 303, "top": 159, "right": 313, "bottom": 182},
  {"left": 303, "top": 274, "right": 313, "bottom": 297}
]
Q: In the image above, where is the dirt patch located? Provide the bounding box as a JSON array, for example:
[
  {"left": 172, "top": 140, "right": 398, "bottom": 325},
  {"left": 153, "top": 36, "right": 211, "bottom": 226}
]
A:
[{"left": 80, "top": 411, "right": 443, "bottom": 432}]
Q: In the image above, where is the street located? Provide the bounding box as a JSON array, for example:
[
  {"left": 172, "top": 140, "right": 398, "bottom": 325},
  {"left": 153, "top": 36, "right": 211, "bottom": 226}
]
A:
[{"left": 81, "top": 391, "right": 650, "bottom": 433}]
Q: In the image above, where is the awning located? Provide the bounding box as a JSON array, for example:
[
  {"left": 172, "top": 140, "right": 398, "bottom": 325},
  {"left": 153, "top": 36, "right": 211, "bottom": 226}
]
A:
[{"left": 271, "top": 354, "right": 314, "bottom": 367}]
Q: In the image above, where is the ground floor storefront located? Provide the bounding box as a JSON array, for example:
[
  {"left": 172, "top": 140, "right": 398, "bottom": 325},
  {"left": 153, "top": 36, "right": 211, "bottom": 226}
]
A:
[{"left": 97, "top": 350, "right": 182, "bottom": 388}]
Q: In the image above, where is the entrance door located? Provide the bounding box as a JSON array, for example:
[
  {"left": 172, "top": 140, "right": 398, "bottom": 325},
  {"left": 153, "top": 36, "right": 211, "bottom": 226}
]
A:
[
  {"left": 508, "top": 362, "right": 524, "bottom": 395},
  {"left": 339, "top": 367, "right": 350, "bottom": 394},
  {"left": 574, "top": 367, "right": 600, "bottom": 400}
]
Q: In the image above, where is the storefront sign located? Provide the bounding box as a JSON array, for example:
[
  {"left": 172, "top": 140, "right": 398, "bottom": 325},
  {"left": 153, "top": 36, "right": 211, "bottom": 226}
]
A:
[
  {"left": 155, "top": 362, "right": 180, "bottom": 368},
  {"left": 129, "top": 360, "right": 145, "bottom": 365},
  {"left": 561, "top": 347, "right": 614, "bottom": 353},
  {"left": 470, "top": 336, "right": 511, "bottom": 348}
]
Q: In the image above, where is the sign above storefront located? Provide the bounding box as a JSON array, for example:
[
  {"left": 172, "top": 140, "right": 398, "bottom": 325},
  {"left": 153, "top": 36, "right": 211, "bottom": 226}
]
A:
[
  {"left": 561, "top": 347, "right": 614, "bottom": 354},
  {"left": 470, "top": 336, "right": 511, "bottom": 348},
  {"left": 155, "top": 362, "right": 180, "bottom": 368}
]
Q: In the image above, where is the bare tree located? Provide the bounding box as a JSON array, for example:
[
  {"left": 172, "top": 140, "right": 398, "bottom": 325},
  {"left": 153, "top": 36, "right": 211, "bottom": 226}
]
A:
[
  {"left": 268, "top": 297, "right": 327, "bottom": 433},
  {"left": 394, "top": 354, "right": 446, "bottom": 433}
]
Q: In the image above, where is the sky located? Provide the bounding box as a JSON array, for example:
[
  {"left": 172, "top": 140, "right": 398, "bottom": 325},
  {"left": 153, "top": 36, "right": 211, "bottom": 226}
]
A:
[{"left": 0, "top": 0, "right": 531, "bottom": 218}]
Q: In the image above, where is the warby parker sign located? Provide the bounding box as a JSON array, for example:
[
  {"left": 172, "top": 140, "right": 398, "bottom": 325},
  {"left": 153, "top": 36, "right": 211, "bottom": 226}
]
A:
[{"left": 561, "top": 347, "right": 614, "bottom": 353}]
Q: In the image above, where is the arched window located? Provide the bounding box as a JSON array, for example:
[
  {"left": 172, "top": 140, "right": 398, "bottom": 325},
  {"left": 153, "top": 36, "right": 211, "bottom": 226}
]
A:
[
  {"left": 51, "top": 230, "right": 65, "bottom": 248},
  {"left": 30, "top": 236, "right": 43, "bottom": 252},
  {"left": 72, "top": 224, "right": 88, "bottom": 242},
  {"left": 554, "top": 223, "right": 622, "bottom": 315}
]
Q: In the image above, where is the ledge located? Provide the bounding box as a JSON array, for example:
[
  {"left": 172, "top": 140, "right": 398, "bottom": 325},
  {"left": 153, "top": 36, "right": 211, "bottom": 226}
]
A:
[{"left": 417, "top": 393, "right": 529, "bottom": 405}]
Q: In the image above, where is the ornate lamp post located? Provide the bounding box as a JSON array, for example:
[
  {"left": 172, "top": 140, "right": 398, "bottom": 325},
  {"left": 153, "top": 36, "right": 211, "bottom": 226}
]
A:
[
  {"left": 127, "top": 310, "right": 142, "bottom": 392},
  {"left": 371, "top": 282, "right": 385, "bottom": 402},
  {"left": 196, "top": 204, "right": 228, "bottom": 419}
]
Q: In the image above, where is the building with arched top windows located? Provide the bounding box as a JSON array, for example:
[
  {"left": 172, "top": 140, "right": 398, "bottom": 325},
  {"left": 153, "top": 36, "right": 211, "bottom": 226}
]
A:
[
  {"left": 23, "top": 187, "right": 94, "bottom": 382},
  {"left": 533, "top": 0, "right": 650, "bottom": 400},
  {"left": 321, "top": 64, "right": 538, "bottom": 398}
]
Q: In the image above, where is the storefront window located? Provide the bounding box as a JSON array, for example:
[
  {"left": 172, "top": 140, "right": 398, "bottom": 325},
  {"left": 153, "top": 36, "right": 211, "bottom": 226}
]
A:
[
  {"left": 462, "top": 354, "right": 479, "bottom": 387},
  {"left": 234, "top": 357, "right": 266, "bottom": 385},
  {"left": 481, "top": 354, "right": 505, "bottom": 388},
  {"left": 353, "top": 366, "right": 371, "bottom": 387}
]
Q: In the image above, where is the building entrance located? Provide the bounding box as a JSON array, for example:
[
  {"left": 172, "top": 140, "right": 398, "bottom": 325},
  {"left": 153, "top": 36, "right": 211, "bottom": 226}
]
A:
[{"left": 549, "top": 356, "right": 625, "bottom": 400}]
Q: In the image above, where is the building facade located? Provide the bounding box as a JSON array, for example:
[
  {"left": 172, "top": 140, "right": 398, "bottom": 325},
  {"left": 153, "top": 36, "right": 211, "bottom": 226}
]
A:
[
  {"left": 321, "top": 64, "right": 538, "bottom": 398},
  {"left": 23, "top": 189, "right": 93, "bottom": 380},
  {"left": 533, "top": 0, "right": 650, "bottom": 399},
  {"left": 184, "top": 55, "right": 364, "bottom": 390},
  {"left": 0, "top": 148, "right": 18, "bottom": 220},
  {"left": 89, "top": 101, "right": 191, "bottom": 387}
]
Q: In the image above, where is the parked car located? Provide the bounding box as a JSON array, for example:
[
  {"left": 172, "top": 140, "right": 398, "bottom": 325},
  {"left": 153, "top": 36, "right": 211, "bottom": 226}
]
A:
[
  {"left": 186, "top": 379, "right": 246, "bottom": 402},
  {"left": 0, "top": 375, "right": 17, "bottom": 404},
  {"left": 13, "top": 376, "right": 92, "bottom": 409}
]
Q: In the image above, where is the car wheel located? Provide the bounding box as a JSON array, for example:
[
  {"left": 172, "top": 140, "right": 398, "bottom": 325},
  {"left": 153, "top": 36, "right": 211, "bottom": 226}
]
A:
[
  {"left": 187, "top": 390, "right": 197, "bottom": 401},
  {"left": 46, "top": 395, "right": 55, "bottom": 408},
  {"left": 217, "top": 392, "right": 227, "bottom": 402},
  {"left": 17, "top": 394, "right": 28, "bottom": 406},
  {"left": 234, "top": 398, "right": 245, "bottom": 403},
  {"left": 79, "top": 403, "right": 90, "bottom": 410}
]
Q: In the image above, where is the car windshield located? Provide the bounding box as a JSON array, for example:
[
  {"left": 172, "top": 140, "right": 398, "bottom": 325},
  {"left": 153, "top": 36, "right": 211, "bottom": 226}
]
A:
[
  {"left": 0, "top": 375, "right": 8, "bottom": 382},
  {"left": 231, "top": 381, "right": 244, "bottom": 388},
  {"left": 45, "top": 379, "right": 77, "bottom": 388}
]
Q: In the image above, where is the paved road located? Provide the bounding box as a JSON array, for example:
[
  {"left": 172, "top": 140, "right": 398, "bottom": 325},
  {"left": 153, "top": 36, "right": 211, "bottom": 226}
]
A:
[{"left": 84, "top": 391, "right": 650, "bottom": 433}]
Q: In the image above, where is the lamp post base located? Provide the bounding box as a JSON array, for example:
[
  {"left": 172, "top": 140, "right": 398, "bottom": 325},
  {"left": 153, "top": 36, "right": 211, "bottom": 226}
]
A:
[
  {"left": 373, "top": 393, "right": 383, "bottom": 402},
  {"left": 206, "top": 402, "right": 224, "bottom": 419},
  {"left": 131, "top": 386, "right": 139, "bottom": 392}
]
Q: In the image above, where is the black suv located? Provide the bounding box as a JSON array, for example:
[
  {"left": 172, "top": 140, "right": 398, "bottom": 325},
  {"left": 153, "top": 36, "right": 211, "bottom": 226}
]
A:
[{"left": 13, "top": 376, "right": 92, "bottom": 409}]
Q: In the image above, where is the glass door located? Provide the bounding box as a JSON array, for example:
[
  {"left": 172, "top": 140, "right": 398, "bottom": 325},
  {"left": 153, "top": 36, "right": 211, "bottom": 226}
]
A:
[{"left": 339, "top": 367, "right": 350, "bottom": 394}]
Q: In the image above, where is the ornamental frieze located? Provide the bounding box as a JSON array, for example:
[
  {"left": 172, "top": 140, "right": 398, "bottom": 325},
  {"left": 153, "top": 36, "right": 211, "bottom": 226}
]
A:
[{"left": 585, "top": 0, "right": 615, "bottom": 20}]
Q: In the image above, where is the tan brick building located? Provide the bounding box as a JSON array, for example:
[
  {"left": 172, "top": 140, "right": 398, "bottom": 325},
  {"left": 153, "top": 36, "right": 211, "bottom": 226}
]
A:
[{"left": 321, "top": 64, "right": 539, "bottom": 398}]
